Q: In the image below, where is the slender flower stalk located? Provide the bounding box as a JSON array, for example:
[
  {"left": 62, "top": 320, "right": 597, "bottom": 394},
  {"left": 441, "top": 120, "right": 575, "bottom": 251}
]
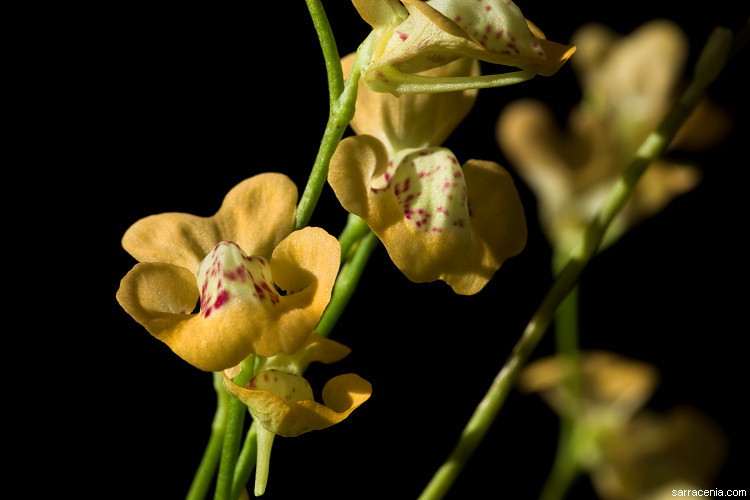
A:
[
  {"left": 214, "top": 357, "right": 255, "bottom": 500},
  {"left": 294, "top": 26, "right": 376, "bottom": 230},
  {"left": 186, "top": 373, "right": 232, "bottom": 500},
  {"left": 417, "top": 26, "right": 736, "bottom": 500}
]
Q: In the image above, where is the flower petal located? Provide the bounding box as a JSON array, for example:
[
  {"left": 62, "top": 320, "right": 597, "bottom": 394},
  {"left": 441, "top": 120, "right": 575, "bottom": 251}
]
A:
[
  {"left": 367, "top": 0, "right": 574, "bottom": 77},
  {"left": 343, "top": 53, "right": 480, "bottom": 154},
  {"left": 351, "top": 0, "right": 408, "bottom": 30},
  {"left": 224, "top": 372, "right": 372, "bottom": 437},
  {"left": 122, "top": 173, "right": 297, "bottom": 276},
  {"left": 518, "top": 351, "right": 660, "bottom": 417}
]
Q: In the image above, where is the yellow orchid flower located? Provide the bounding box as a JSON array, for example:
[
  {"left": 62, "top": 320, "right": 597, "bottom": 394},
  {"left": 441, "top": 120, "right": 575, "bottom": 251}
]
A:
[
  {"left": 351, "top": 0, "right": 575, "bottom": 95},
  {"left": 497, "top": 20, "right": 732, "bottom": 255},
  {"left": 116, "top": 174, "right": 341, "bottom": 372},
  {"left": 520, "top": 351, "right": 727, "bottom": 500},
  {"left": 329, "top": 135, "right": 526, "bottom": 295},
  {"left": 223, "top": 332, "right": 372, "bottom": 495}
]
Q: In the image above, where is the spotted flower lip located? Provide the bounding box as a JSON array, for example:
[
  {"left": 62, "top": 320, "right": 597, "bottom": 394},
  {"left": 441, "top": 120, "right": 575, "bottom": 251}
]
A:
[
  {"left": 223, "top": 333, "right": 372, "bottom": 438},
  {"left": 329, "top": 134, "right": 527, "bottom": 295},
  {"left": 352, "top": 0, "right": 575, "bottom": 94},
  {"left": 116, "top": 174, "right": 341, "bottom": 371}
]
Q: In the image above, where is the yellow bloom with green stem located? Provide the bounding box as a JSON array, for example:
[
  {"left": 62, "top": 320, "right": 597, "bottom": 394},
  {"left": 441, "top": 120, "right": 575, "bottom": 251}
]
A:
[
  {"left": 223, "top": 332, "right": 372, "bottom": 496},
  {"left": 329, "top": 50, "right": 527, "bottom": 295},
  {"left": 116, "top": 173, "right": 341, "bottom": 372}
]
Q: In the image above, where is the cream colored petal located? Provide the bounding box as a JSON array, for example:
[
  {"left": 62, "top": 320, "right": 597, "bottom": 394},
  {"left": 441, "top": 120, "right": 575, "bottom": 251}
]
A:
[
  {"left": 344, "top": 53, "right": 480, "bottom": 153},
  {"left": 497, "top": 98, "right": 574, "bottom": 206},
  {"left": 122, "top": 173, "right": 297, "bottom": 276},
  {"left": 583, "top": 20, "right": 688, "bottom": 128},
  {"left": 369, "top": 0, "right": 575, "bottom": 77},
  {"left": 350, "top": 0, "right": 407, "bottom": 30},
  {"left": 570, "top": 22, "right": 621, "bottom": 85},
  {"left": 519, "top": 350, "right": 660, "bottom": 417},
  {"left": 224, "top": 372, "right": 372, "bottom": 438},
  {"left": 622, "top": 159, "right": 701, "bottom": 228}
]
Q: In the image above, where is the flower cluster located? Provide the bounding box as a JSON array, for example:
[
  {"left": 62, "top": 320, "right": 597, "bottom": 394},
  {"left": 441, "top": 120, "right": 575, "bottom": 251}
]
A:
[
  {"left": 115, "top": 0, "right": 581, "bottom": 496},
  {"left": 497, "top": 20, "right": 731, "bottom": 255},
  {"left": 520, "top": 351, "right": 728, "bottom": 500},
  {"left": 330, "top": 47, "right": 527, "bottom": 295},
  {"left": 116, "top": 174, "right": 372, "bottom": 494}
]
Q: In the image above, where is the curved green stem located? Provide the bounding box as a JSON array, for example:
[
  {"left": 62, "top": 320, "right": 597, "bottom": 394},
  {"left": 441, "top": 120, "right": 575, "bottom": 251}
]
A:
[
  {"left": 417, "top": 26, "right": 736, "bottom": 500},
  {"left": 304, "top": 0, "right": 344, "bottom": 106},
  {"left": 294, "top": 30, "right": 376, "bottom": 231},
  {"left": 186, "top": 372, "right": 231, "bottom": 500}
]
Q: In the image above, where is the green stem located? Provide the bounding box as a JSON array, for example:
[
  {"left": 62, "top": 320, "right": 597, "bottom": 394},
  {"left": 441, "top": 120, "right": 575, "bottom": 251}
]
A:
[
  {"left": 294, "top": 28, "right": 376, "bottom": 231},
  {"left": 317, "top": 227, "right": 379, "bottom": 338},
  {"left": 214, "top": 357, "right": 255, "bottom": 500},
  {"left": 417, "top": 26, "right": 735, "bottom": 500},
  {"left": 337, "top": 213, "right": 373, "bottom": 261},
  {"left": 230, "top": 422, "right": 258, "bottom": 500},
  {"left": 538, "top": 251, "right": 582, "bottom": 500},
  {"left": 186, "top": 373, "right": 231, "bottom": 500},
  {"left": 304, "top": 0, "right": 344, "bottom": 107},
  {"left": 370, "top": 66, "right": 535, "bottom": 96}
]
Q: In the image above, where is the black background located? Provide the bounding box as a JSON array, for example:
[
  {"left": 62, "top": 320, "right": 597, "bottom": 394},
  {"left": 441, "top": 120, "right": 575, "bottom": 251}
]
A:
[{"left": 61, "top": 1, "right": 750, "bottom": 498}]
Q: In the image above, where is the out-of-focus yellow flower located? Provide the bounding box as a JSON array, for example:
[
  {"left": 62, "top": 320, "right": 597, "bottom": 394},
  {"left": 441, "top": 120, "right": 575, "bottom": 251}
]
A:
[
  {"left": 594, "top": 406, "right": 727, "bottom": 500},
  {"left": 497, "top": 20, "right": 732, "bottom": 254},
  {"left": 519, "top": 351, "right": 727, "bottom": 500},
  {"left": 116, "top": 174, "right": 341, "bottom": 371},
  {"left": 223, "top": 332, "right": 372, "bottom": 496},
  {"left": 351, "top": 0, "right": 575, "bottom": 95}
]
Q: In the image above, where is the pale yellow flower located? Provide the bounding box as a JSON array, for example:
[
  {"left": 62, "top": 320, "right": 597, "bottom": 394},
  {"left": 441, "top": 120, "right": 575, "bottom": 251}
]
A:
[{"left": 116, "top": 174, "right": 340, "bottom": 371}]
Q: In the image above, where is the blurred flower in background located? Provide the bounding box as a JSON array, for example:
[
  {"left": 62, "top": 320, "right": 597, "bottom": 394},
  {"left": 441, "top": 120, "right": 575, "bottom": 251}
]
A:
[
  {"left": 497, "top": 20, "right": 733, "bottom": 256},
  {"left": 519, "top": 351, "right": 728, "bottom": 500}
]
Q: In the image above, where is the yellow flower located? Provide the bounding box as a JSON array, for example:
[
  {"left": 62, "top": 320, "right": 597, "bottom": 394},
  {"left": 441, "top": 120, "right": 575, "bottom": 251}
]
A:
[
  {"left": 223, "top": 332, "right": 371, "bottom": 438},
  {"left": 351, "top": 0, "right": 575, "bottom": 95},
  {"left": 116, "top": 174, "right": 341, "bottom": 372},
  {"left": 497, "top": 20, "right": 731, "bottom": 254},
  {"left": 330, "top": 135, "right": 526, "bottom": 295},
  {"left": 331, "top": 45, "right": 526, "bottom": 295},
  {"left": 519, "top": 351, "right": 727, "bottom": 500},
  {"left": 223, "top": 332, "right": 372, "bottom": 495}
]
